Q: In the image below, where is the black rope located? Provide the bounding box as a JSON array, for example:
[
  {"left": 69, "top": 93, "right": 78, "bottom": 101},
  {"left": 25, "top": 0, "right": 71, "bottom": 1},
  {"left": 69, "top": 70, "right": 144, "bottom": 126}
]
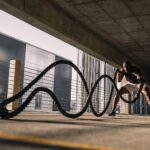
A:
[{"left": 0, "top": 60, "right": 141, "bottom": 119}]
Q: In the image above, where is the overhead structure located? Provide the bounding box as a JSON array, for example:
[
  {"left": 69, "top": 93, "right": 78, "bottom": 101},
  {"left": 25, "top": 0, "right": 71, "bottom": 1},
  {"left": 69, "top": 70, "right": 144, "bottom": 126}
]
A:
[{"left": 0, "top": 0, "right": 150, "bottom": 71}]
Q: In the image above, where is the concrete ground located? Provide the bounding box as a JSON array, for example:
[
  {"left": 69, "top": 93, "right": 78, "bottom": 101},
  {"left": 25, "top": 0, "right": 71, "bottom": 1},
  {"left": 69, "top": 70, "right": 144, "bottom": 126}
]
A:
[{"left": 0, "top": 112, "right": 149, "bottom": 150}]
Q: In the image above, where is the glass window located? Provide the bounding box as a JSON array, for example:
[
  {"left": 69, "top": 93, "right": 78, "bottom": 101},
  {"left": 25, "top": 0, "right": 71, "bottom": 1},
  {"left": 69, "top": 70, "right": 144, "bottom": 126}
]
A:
[{"left": 35, "top": 94, "right": 42, "bottom": 109}]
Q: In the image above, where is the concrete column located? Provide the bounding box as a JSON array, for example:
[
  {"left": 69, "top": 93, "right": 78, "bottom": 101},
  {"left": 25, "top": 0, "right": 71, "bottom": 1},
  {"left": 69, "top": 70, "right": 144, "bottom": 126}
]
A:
[{"left": 7, "top": 60, "right": 21, "bottom": 110}]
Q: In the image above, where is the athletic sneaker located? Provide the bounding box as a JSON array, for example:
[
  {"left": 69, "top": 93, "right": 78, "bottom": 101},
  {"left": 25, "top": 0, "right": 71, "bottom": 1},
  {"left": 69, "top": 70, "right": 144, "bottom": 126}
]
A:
[{"left": 109, "top": 111, "right": 116, "bottom": 116}]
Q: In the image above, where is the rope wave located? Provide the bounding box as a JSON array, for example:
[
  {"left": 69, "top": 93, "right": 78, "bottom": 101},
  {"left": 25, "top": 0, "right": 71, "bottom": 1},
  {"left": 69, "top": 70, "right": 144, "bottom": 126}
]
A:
[{"left": 0, "top": 60, "right": 139, "bottom": 119}]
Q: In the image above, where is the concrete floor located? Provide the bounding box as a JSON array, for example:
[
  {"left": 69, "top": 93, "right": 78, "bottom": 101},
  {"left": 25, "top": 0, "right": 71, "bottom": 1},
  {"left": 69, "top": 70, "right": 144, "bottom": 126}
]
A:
[{"left": 0, "top": 112, "right": 150, "bottom": 150}]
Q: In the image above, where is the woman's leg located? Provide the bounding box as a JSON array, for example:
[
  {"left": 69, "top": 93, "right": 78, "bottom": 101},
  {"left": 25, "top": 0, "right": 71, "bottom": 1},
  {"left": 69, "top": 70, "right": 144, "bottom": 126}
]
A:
[
  {"left": 141, "top": 84, "right": 150, "bottom": 106},
  {"left": 109, "top": 87, "right": 130, "bottom": 116}
]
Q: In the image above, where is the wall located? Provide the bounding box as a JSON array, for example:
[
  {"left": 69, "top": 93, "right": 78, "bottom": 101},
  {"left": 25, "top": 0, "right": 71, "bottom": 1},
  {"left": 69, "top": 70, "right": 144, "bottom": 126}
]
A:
[
  {"left": 76, "top": 50, "right": 116, "bottom": 113},
  {"left": 23, "top": 44, "right": 55, "bottom": 112}
]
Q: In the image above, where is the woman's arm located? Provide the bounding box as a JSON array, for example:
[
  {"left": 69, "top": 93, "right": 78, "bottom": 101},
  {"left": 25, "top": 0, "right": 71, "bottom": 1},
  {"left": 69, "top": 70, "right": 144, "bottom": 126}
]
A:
[{"left": 117, "top": 68, "right": 124, "bottom": 82}]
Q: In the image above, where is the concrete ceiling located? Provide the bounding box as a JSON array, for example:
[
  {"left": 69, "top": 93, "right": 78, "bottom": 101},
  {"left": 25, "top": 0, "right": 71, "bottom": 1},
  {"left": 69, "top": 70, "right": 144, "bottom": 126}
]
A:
[
  {"left": 50, "top": 0, "right": 150, "bottom": 70},
  {"left": 0, "top": 0, "right": 150, "bottom": 74}
]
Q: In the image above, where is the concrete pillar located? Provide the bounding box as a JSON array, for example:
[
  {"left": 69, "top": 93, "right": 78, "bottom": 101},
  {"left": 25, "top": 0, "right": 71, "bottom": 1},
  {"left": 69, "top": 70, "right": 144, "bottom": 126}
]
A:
[{"left": 7, "top": 60, "right": 21, "bottom": 110}]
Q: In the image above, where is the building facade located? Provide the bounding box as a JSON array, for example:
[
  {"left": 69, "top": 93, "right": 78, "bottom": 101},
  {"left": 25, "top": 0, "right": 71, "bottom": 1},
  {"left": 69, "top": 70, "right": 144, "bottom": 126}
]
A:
[
  {"left": 0, "top": 33, "right": 150, "bottom": 114},
  {"left": 76, "top": 50, "right": 116, "bottom": 113},
  {"left": 0, "top": 34, "right": 72, "bottom": 112}
]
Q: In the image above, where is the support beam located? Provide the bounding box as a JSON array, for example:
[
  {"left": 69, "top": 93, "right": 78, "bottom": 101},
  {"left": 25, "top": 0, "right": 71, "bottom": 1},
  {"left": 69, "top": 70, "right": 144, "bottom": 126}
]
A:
[{"left": 0, "top": 0, "right": 127, "bottom": 67}]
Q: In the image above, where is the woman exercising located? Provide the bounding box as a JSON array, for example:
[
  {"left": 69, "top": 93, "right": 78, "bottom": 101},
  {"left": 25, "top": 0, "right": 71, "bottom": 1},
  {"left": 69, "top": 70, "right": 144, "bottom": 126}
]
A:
[{"left": 109, "top": 61, "right": 150, "bottom": 116}]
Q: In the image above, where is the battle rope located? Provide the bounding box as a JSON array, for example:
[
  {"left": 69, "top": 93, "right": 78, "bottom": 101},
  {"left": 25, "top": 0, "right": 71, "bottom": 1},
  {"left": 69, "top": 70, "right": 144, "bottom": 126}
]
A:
[{"left": 0, "top": 60, "right": 142, "bottom": 119}]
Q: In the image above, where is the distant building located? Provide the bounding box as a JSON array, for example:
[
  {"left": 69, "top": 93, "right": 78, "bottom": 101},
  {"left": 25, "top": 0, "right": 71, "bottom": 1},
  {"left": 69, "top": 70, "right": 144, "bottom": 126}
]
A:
[
  {"left": 0, "top": 33, "right": 149, "bottom": 115},
  {"left": 0, "top": 34, "right": 72, "bottom": 112},
  {"left": 76, "top": 50, "right": 116, "bottom": 113}
]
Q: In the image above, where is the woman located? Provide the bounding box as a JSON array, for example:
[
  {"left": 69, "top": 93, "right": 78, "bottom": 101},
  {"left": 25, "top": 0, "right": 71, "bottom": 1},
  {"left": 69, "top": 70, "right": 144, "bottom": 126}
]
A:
[{"left": 109, "top": 61, "right": 150, "bottom": 116}]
